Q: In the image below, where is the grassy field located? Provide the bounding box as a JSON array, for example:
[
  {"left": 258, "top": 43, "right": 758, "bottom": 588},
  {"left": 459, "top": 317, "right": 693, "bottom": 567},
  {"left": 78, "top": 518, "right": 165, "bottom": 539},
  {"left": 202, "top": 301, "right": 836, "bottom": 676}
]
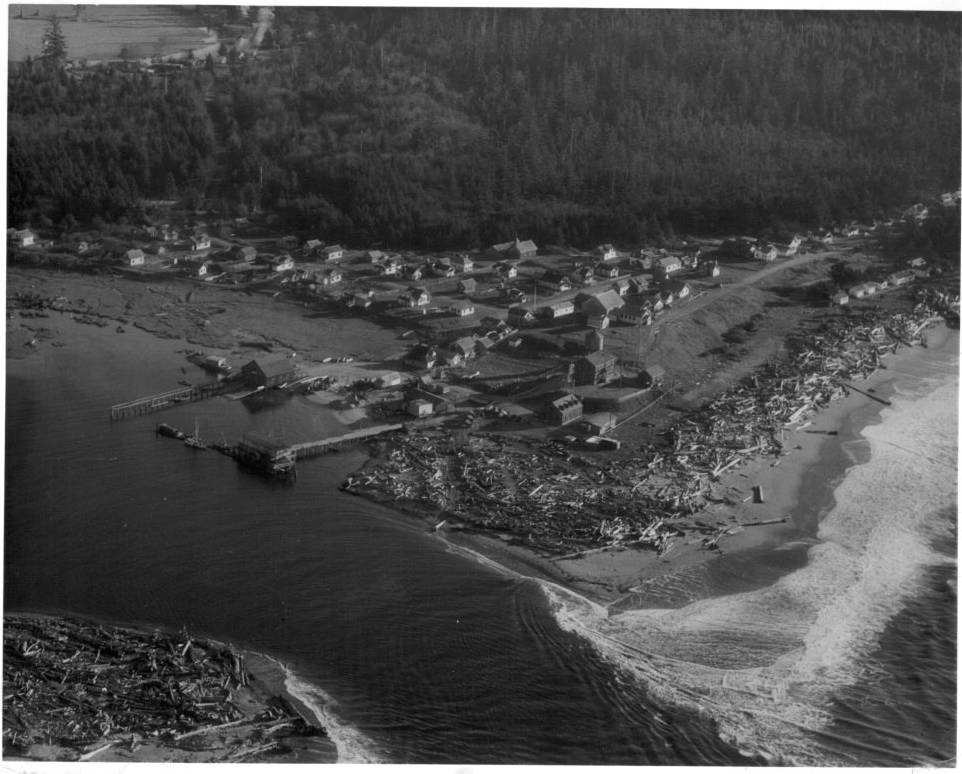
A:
[{"left": 8, "top": 5, "right": 214, "bottom": 61}]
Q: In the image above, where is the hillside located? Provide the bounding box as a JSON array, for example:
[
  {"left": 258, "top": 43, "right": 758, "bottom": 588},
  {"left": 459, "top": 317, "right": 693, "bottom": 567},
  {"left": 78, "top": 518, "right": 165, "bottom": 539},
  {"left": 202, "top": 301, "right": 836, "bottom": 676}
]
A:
[{"left": 7, "top": 9, "right": 960, "bottom": 248}]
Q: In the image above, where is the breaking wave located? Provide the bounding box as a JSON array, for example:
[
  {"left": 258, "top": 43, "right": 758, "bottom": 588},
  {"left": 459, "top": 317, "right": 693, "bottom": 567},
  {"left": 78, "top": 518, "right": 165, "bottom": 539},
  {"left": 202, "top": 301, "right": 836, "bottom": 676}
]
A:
[
  {"left": 263, "top": 655, "right": 384, "bottom": 763},
  {"left": 542, "top": 367, "right": 958, "bottom": 765}
]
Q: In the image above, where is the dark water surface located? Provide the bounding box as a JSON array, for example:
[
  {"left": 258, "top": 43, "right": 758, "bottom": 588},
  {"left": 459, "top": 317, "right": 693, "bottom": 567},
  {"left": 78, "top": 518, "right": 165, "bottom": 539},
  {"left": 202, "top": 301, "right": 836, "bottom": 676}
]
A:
[
  {"left": 4, "top": 321, "right": 750, "bottom": 764},
  {"left": 4, "top": 319, "right": 956, "bottom": 764}
]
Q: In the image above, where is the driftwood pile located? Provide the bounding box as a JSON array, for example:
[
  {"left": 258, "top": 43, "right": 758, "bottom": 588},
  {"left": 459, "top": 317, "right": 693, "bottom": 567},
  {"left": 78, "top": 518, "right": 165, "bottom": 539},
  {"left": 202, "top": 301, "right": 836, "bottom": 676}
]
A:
[
  {"left": 3, "top": 616, "right": 319, "bottom": 762},
  {"left": 343, "top": 304, "right": 947, "bottom": 555}
]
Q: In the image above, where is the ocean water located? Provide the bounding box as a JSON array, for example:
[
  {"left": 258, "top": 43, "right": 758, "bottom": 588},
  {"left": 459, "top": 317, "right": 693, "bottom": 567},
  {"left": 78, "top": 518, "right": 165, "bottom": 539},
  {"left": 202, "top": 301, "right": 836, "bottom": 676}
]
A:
[
  {"left": 3, "top": 316, "right": 956, "bottom": 764},
  {"left": 3, "top": 319, "right": 748, "bottom": 765},
  {"left": 544, "top": 343, "right": 958, "bottom": 765}
]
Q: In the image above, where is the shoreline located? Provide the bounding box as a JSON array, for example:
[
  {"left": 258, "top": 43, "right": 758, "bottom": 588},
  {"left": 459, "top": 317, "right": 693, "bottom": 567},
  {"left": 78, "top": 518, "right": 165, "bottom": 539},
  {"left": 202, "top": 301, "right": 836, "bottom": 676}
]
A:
[
  {"left": 2, "top": 612, "right": 339, "bottom": 763},
  {"left": 359, "top": 322, "right": 956, "bottom": 612}
]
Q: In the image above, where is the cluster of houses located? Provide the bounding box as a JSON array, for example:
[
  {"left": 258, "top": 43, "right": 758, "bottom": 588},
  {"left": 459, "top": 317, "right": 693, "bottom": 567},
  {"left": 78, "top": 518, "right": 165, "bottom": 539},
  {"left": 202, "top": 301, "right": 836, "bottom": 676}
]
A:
[{"left": 831, "top": 259, "right": 929, "bottom": 306}]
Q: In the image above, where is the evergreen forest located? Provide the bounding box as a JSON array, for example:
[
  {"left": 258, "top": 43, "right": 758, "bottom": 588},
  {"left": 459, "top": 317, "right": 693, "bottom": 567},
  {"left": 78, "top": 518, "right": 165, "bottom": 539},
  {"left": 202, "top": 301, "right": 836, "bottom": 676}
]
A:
[{"left": 8, "top": 8, "right": 961, "bottom": 249}]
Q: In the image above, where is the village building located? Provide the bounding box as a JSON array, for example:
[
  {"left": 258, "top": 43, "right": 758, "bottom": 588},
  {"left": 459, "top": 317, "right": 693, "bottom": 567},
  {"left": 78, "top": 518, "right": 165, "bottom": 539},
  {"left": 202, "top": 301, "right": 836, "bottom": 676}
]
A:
[
  {"left": 540, "top": 300, "right": 575, "bottom": 320},
  {"left": 507, "top": 306, "right": 535, "bottom": 327},
  {"left": 377, "top": 257, "right": 401, "bottom": 276},
  {"left": 887, "top": 269, "right": 915, "bottom": 287},
  {"left": 638, "top": 364, "right": 666, "bottom": 389},
  {"left": 241, "top": 357, "right": 298, "bottom": 389},
  {"left": 398, "top": 286, "right": 431, "bottom": 308},
  {"left": 582, "top": 412, "right": 617, "bottom": 435},
  {"left": 469, "top": 333, "right": 493, "bottom": 356},
  {"left": 628, "top": 275, "right": 653, "bottom": 294},
  {"left": 907, "top": 256, "right": 927, "bottom": 268},
  {"left": 494, "top": 261, "right": 518, "bottom": 279},
  {"left": 611, "top": 278, "right": 631, "bottom": 296},
  {"left": 431, "top": 258, "right": 456, "bottom": 278},
  {"left": 124, "top": 248, "right": 145, "bottom": 266},
  {"left": 585, "top": 329, "right": 605, "bottom": 353},
  {"left": 752, "top": 243, "right": 778, "bottom": 263},
  {"left": 582, "top": 290, "right": 626, "bottom": 319},
  {"left": 352, "top": 293, "right": 373, "bottom": 309},
  {"left": 190, "top": 234, "right": 211, "bottom": 251},
  {"left": 573, "top": 351, "right": 618, "bottom": 385},
  {"left": 230, "top": 245, "right": 257, "bottom": 262},
  {"left": 403, "top": 344, "right": 438, "bottom": 370},
  {"left": 594, "top": 263, "right": 620, "bottom": 279},
  {"left": 8, "top": 228, "right": 35, "bottom": 247},
  {"left": 680, "top": 243, "right": 702, "bottom": 267},
  {"left": 574, "top": 266, "right": 595, "bottom": 285},
  {"left": 452, "top": 336, "right": 477, "bottom": 359},
  {"left": 458, "top": 277, "right": 478, "bottom": 296},
  {"left": 376, "top": 372, "right": 403, "bottom": 388},
  {"left": 403, "top": 264, "right": 424, "bottom": 281},
  {"left": 452, "top": 254, "right": 474, "bottom": 273},
  {"left": 321, "top": 244, "right": 345, "bottom": 262},
  {"left": 540, "top": 270, "right": 572, "bottom": 293},
  {"left": 614, "top": 302, "right": 652, "bottom": 326},
  {"left": 704, "top": 259, "right": 721, "bottom": 278},
  {"left": 654, "top": 255, "right": 683, "bottom": 277},
  {"left": 447, "top": 300, "right": 476, "bottom": 317},
  {"left": 365, "top": 250, "right": 386, "bottom": 264},
  {"left": 847, "top": 282, "right": 878, "bottom": 299},
  {"left": 183, "top": 257, "right": 211, "bottom": 278},
  {"left": 407, "top": 398, "right": 434, "bottom": 418},
  {"left": 509, "top": 238, "right": 538, "bottom": 261},
  {"left": 318, "top": 267, "right": 343, "bottom": 286},
  {"left": 720, "top": 237, "right": 757, "bottom": 259},
  {"left": 785, "top": 234, "right": 803, "bottom": 255},
  {"left": 546, "top": 393, "right": 583, "bottom": 425},
  {"left": 663, "top": 279, "right": 692, "bottom": 301},
  {"left": 303, "top": 239, "right": 324, "bottom": 257},
  {"left": 596, "top": 244, "right": 618, "bottom": 262},
  {"left": 830, "top": 291, "right": 850, "bottom": 306},
  {"left": 263, "top": 253, "right": 295, "bottom": 273}
]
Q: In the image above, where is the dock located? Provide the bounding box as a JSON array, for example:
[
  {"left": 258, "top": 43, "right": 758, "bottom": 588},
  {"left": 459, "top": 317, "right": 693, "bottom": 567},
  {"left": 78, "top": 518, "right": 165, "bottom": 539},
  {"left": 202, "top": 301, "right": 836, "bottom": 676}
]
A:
[
  {"left": 288, "top": 423, "right": 404, "bottom": 459},
  {"left": 110, "top": 381, "right": 232, "bottom": 421}
]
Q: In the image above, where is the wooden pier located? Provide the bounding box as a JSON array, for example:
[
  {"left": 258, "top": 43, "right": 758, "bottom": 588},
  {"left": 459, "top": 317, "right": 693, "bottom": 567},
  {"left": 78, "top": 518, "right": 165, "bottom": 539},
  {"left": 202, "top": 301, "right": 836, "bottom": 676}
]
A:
[
  {"left": 110, "top": 381, "right": 232, "bottom": 421},
  {"left": 288, "top": 423, "right": 404, "bottom": 459}
]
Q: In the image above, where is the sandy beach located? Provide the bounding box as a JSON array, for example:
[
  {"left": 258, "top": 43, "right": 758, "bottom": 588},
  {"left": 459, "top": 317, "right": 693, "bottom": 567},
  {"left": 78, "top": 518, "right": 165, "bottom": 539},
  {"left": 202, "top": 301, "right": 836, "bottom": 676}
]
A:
[{"left": 435, "top": 322, "right": 957, "bottom": 612}]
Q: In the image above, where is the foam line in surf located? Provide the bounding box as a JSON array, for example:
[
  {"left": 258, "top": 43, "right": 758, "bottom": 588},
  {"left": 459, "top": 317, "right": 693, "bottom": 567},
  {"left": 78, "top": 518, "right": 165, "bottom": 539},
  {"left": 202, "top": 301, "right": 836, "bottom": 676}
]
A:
[{"left": 259, "top": 653, "right": 384, "bottom": 763}]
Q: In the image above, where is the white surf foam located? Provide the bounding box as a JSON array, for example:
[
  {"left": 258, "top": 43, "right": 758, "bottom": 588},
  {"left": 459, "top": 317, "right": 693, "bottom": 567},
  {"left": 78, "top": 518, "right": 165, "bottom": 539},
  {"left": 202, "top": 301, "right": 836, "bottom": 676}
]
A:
[
  {"left": 541, "top": 369, "right": 958, "bottom": 765},
  {"left": 261, "top": 654, "right": 384, "bottom": 763}
]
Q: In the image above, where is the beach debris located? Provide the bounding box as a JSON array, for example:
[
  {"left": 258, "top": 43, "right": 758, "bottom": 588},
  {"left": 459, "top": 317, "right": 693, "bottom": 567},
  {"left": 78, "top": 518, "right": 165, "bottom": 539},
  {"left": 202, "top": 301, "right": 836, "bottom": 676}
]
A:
[
  {"left": 2, "top": 615, "right": 321, "bottom": 762},
  {"left": 341, "top": 300, "right": 948, "bottom": 556}
]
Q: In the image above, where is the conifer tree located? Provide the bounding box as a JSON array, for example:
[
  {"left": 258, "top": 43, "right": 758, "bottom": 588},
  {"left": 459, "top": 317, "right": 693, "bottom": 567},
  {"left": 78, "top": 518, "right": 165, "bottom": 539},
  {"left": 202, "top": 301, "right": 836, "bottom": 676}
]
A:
[{"left": 41, "top": 15, "right": 67, "bottom": 63}]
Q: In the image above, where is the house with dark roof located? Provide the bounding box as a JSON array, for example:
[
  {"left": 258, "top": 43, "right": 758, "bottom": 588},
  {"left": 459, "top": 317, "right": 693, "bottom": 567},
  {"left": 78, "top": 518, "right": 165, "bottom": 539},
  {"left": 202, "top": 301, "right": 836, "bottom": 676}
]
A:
[
  {"left": 582, "top": 290, "right": 625, "bottom": 318},
  {"left": 573, "top": 351, "right": 618, "bottom": 385},
  {"left": 231, "top": 245, "right": 257, "bottom": 262},
  {"left": 509, "top": 238, "right": 538, "bottom": 260},
  {"left": 539, "top": 300, "right": 575, "bottom": 320},
  {"left": 458, "top": 277, "right": 478, "bottom": 296},
  {"left": 403, "top": 344, "right": 438, "bottom": 370},
  {"left": 540, "top": 270, "right": 572, "bottom": 293},
  {"left": 241, "top": 357, "right": 298, "bottom": 388},
  {"left": 507, "top": 305, "right": 535, "bottom": 327},
  {"left": 545, "top": 393, "right": 583, "bottom": 425}
]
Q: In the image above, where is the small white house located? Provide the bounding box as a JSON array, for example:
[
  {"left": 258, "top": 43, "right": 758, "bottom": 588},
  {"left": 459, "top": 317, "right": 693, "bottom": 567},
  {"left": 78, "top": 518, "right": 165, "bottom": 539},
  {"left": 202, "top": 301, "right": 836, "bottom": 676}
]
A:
[
  {"left": 596, "top": 244, "right": 618, "bottom": 262},
  {"left": 9, "top": 228, "right": 36, "bottom": 247},
  {"left": 124, "top": 248, "right": 145, "bottom": 266}
]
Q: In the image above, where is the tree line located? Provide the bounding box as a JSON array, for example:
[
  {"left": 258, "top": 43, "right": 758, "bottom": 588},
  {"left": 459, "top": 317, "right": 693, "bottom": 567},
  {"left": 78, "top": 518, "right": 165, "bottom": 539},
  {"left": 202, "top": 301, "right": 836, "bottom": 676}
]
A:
[{"left": 8, "top": 9, "right": 960, "bottom": 249}]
